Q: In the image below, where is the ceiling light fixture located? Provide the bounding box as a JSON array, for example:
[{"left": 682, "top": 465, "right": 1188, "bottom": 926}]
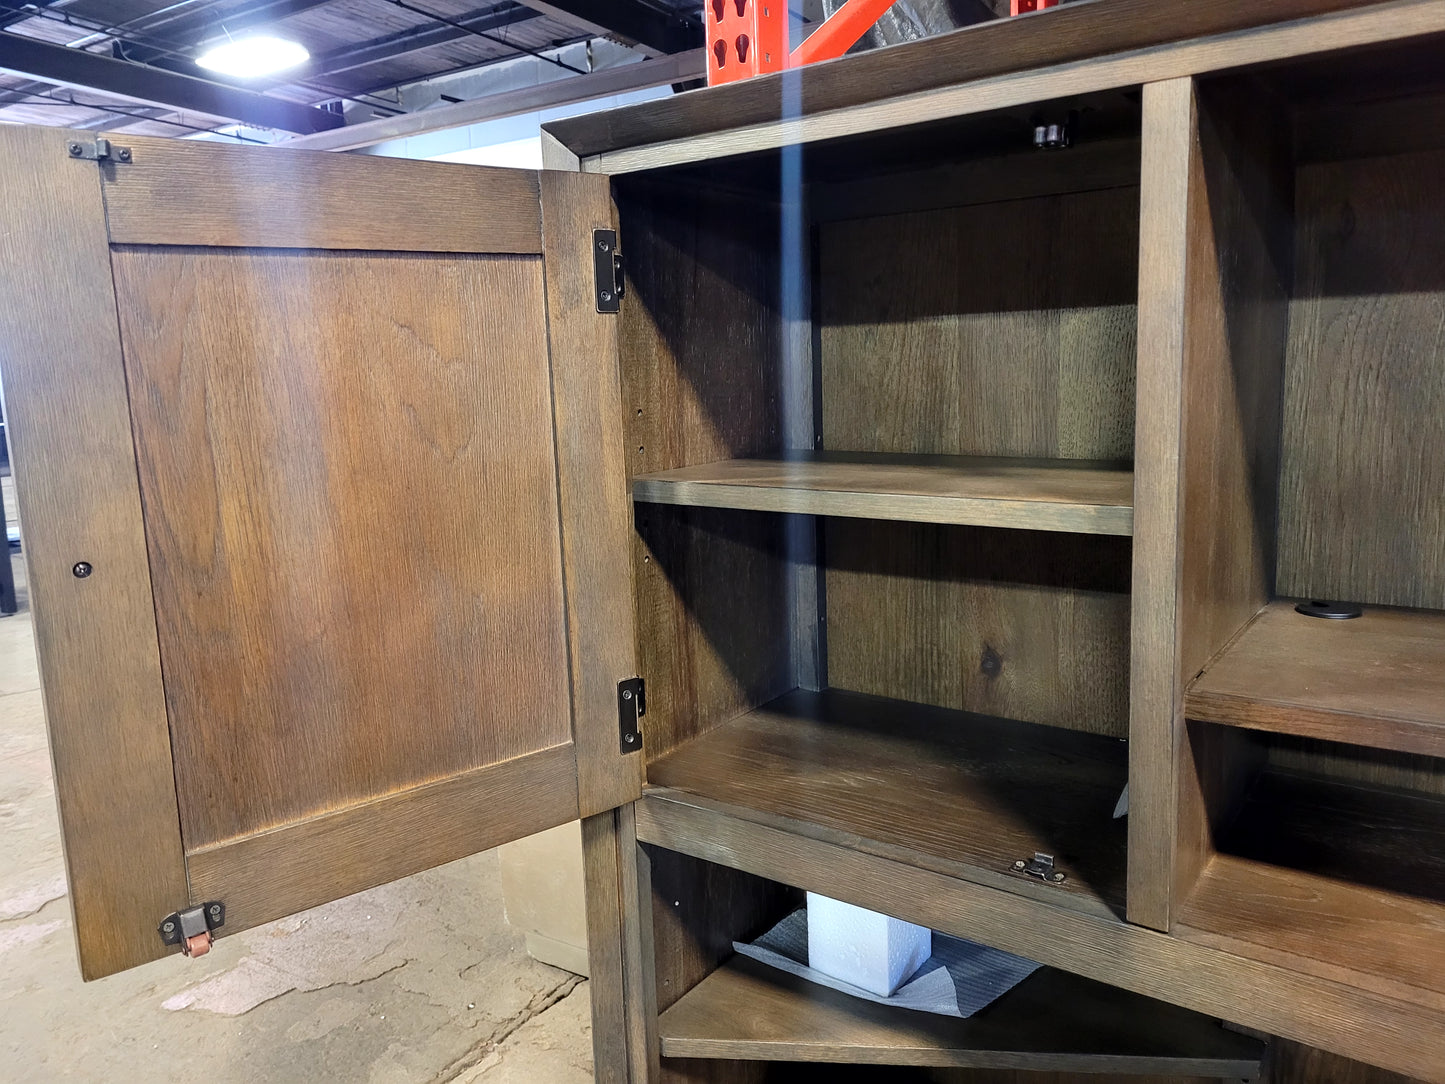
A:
[{"left": 196, "top": 36, "right": 310, "bottom": 79}]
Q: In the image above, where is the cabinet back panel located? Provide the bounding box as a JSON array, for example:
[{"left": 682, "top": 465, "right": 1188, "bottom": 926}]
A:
[
  {"left": 115, "top": 247, "right": 572, "bottom": 849},
  {"left": 817, "top": 186, "right": 1139, "bottom": 460},
  {"left": 824, "top": 521, "right": 1131, "bottom": 737},
  {"left": 1278, "top": 147, "right": 1445, "bottom": 610}
]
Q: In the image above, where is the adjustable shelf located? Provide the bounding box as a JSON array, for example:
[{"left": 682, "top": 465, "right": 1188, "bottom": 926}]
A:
[
  {"left": 1185, "top": 601, "right": 1445, "bottom": 759},
  {"left": 631, "top": 453, "right": 1134, "bottom": 535},
  {"left": 658, "top": 952, "right": 1266, "bottom": 1076},
  {"left": 1175, "top": 767, "right": 1445, "bottom": 1005},
  {"left": 646, "top": 688, "right": 1128, "bottom": 917}
]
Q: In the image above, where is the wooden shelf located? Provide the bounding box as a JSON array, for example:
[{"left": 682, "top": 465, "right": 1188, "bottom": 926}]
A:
[
  {"left": 646, "top": 688, "right": 1128, "bottom": 917},
  {"left": 1185, "top": 600, "right": 1445, "bottom": 758},
  {"left": 1175, "top": 768, "right": 1445, "bottom": 1006},
  {"left": 658, "top": 953, "right": 1266, "bottom": 1076},
  {"left": 631, "top": 453, "right": 1134, "bottom": 535}
]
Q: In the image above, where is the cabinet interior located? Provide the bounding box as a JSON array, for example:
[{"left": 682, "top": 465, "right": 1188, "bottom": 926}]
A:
[
  {"left": 618, "top": 89, "right": 1143, "bottom": 921},
  {"left": 1171, "top": 40, "right": 1445, "bottom": 1006}
]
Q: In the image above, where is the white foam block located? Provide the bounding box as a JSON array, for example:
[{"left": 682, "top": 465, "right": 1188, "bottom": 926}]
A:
[{"left": 805, "top": 892, "right": 932, "bottom": 996}]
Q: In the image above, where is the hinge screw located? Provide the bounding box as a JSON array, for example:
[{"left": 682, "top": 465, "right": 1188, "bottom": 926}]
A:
[
  {"left": 1012, "top": 860, "right": 1026, "bottom": 870},
  {"left": 599, "top": 291, "right": 613, "bottom": 303},
  {"left": 72, "top": 561, "right": 93, "bottom": 578},
  {"left": 117, "top": 147, "right": 132, "bottom": 162},
  {"left": 161, "top": 920, "right": 176, "bottom": 934},
  {"left": 67, "top": 141, "right": 83, "bottom": 157},
  {"left": 208, "top": 904, "right": 222, "bottom": 917},
  {"left": 624, "top": 733, "right": 636, "bottom": 744},
  {"left": 622, "top": 689, "right": 633, "bottom": 700},
  {"left": 597, "top": 239, "right": 610, "bottom": 252}
]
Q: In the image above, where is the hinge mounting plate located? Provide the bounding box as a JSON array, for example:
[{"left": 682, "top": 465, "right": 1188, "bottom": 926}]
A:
[
  {"left": 593, "top": 228, "right": 624, "bottom": 313},
  {"left": 618, "top": 677, "right": 644, "bottom": 753},
  {"left": 1011, "top": 852, "right": 1067, "bottom": 884},
  {"left": 67, "top": 137, "right": 131, "bottom": 163},
  {"left": 159, "top": 901, "right": 226, "bottom": 957}
]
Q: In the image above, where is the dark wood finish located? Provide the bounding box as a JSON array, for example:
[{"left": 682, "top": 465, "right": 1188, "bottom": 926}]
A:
[
  {"left": 539, "top": 170, "right": 644, "bottom": 816},
  {"left": 1278, "top": 146, "right": 1445, "bottom": 610},
  {"left": 0, "top": 125, "right": 188, "bottom": 980},
  {"left": 647, "top": 688, "right": 1129, "bottom": 917},
  {"left": 582, "top": 810, "right": 633, "bottom": 1084},
  {"left": 635, "top": 791, "right": 1445, "bottom": 1082},
  {"left": 115, "top": 245, "right": 575, "bottom": 849},
  {"left": 825, "top": 521, "right": 1132, "bottom": 739},
  {"left": 618, "top": 182, "right": 795, "bottom": 764},
  {"left": 1129, "top": 74, "right": 1293, "bottom": 932},
  {"left": 632, "top": 453, "right": 1134, "bottom": 536},
  {"left": 546, "top": 0, "right": 1402, "bottom": 160},
  {"left": 1186, "top": 601, "right": 1445, "bottom": 758},
  {"left": 1271, "top": 1038, "right": 1433, "bottom": 1084},
  {"left": 810, "top": 137, "right": 1141, "bottom": 224},
  {"left": 817, "top": 188, "right": 1138, "bottom": 462},
  {"left": 659, "top": 954, "right": 1265, "bottom": 1077},
  {"left": 186, "top": 743, "right": 577, "bottom": 935},
  {"left": 103, "top": 135, "right": 543, "bottom": 253},
  {"left": 1175, "top": 767, "right": 1445, "bottom": 1008}
]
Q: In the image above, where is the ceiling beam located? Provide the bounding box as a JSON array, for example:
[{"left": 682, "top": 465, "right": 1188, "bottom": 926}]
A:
[
  {"left": 285, "top": 47, "right": 703, "bottom": 151},
  {"left": 137, "top": 0, "right": 342, "bottom": 44},
  {"left": 518, "top": 0, "right": 700, "bottom": 57},
  {"left": 306, "top": 3, "right": 546, "bottom": 80},
  {"left": 0, "top": 31, "right": 344, "bottom": 131}
]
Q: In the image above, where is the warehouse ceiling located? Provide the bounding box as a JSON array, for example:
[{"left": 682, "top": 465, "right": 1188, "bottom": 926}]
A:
[{"left": 0, "top": 0, "right": 708, "bottom": 140}]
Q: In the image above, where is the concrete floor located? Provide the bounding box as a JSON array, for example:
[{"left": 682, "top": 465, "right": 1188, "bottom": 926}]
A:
[{"left": 0, "top": 516, "right": 596, "bottom": 1083}]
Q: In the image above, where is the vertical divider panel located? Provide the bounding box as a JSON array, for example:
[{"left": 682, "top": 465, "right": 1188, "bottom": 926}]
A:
[
  {"left": 1130, "top": 76, "right": 1292, "bottom": 931},
  {"left": 1128, "top": 77, "right": 1196, "bottom": 932},
  {"left": 541, "top": 171, "right": 644, "bottom": 817},
  {"left": 0, "top": 126, "right": 188, "bottom": 979}
]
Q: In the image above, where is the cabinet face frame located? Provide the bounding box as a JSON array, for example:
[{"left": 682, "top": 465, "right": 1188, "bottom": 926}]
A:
[{"left": 0, "top": 127, "right": 640, "bottom": 979}]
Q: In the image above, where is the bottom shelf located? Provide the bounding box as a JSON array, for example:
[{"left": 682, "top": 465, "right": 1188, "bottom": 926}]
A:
[
  {"left": 658, "top": 953, "right": 1265, "bottom": 1077},
  {"left": 1175, "top": 767, "right": 1445, "bottom": 1004}
]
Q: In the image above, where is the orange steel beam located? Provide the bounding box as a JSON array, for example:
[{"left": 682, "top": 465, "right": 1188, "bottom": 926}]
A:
[{"left": 789, "top": 0, "right": 898, "bottom": 67}]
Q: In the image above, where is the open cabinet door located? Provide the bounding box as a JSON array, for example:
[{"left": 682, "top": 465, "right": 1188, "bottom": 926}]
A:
[{"left": 0, "top": 126, "right": 640, "bottom": 980}]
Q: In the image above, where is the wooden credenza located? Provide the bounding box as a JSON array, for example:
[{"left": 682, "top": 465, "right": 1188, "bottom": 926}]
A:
[{"left": 1, "top": 1, "right": 1441, "bottom": 1080}]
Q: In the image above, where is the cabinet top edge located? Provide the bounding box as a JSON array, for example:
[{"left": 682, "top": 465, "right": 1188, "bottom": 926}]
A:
[{"left": 542, "top": 0, "right": 1436, "bottom": 174}]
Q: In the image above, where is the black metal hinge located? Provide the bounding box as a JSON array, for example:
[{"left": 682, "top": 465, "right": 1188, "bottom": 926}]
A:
[
  {"left": 67, "top": 137, "right": 131, "bottom": 163},
  {"left": 159, "top": 901, "right": 225, "bottom": 957},
  {"left": 594, "top": 228, "right": 624, "bottom": 313},
  {"left": 618, "top": 676, "right": 645, "bottom": 753}
]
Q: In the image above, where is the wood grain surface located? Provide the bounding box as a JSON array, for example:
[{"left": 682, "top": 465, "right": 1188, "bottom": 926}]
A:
[
  {"left": 825, "top": 520, "right": 1132, "bottom": 739},
  {"left": 0, "top": 125, "right": 189, "bottom": 979},
  {"left": 115, "top": 246, "right": 572, "bottom": 849},
  {"left": 581, "top": 810, "right": 632, "bottom": 1084},
  {"left": 658, "top": 953, "right": 1264, "bottom": 1076},
  {"left": 1278, "top": 145, "right": 1445, "bottom": 610},
  {"left": 646, "top": 688, "right": 1129, "bottom": 916},
  {"left": 1187, "top": 601, "right": 1445, "bottom": 758},
  {"left": 539, "top": 170, "right": 644, "bottom": 816},
  {"left": 818, "top": 188, "right": 1138, "bottom": 462},
  {"left": 1175, "top": 766, "right": 1445, "bottom": 1008},
  {"left": 617, "top": 182, "right": 796, "bottom": 764},
  {"left": 185, "top": 743, "right": 578, "bottom": 936},
  {"left": 103, "top": 134, "right": 543, "bottom": 252},
  {"left": 633, "top": 453, "right": 1134, "bottom": 535},
  {"left": 635, "top": 791, "right": 1445, "bottom": 1082}
]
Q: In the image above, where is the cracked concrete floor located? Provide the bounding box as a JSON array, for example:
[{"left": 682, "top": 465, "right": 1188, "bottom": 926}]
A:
[{"left": 0, "top": 533, "right": 595, "bottom": 1084}]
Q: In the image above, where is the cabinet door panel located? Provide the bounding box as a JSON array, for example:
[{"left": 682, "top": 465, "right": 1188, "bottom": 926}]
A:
[{"left": 0, "top": 126, "right": 638, "bottom": 979}]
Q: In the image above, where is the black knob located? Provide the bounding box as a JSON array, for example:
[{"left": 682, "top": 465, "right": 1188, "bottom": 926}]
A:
[{"left": 72, "top": 561, "right": 93, "bottom": 579}]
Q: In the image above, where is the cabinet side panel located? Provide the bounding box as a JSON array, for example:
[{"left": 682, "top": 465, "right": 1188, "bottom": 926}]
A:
[
  {"left": 618, "top": 182, "right": 795, "bottom": 762},
  {"left": 1279, "top": 146, "right": 1445, "bottom": 610},
  {"left": 1172, "top": 77, "right": 1294, "bottom": 917},
  {"left": 0, "top": 127, "right": 187, "bottom": 978}
]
